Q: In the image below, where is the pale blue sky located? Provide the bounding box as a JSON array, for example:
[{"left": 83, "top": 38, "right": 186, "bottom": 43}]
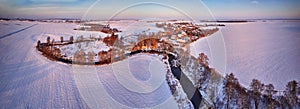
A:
[{"left": 0, "top": 0, "right": 299, "bottom": 20}]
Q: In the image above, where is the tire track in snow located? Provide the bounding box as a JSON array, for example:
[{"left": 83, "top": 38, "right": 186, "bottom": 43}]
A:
[{"left": 0, "top": 24, "right": 38, "bottom": 40}]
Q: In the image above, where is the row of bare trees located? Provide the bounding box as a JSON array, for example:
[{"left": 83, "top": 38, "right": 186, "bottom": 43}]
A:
[
  {"left": 36, "top": 36, "right": 75, "bottom": 62},
  {"left": 217, "top": 73, "right": 300, "bottom": 109}
]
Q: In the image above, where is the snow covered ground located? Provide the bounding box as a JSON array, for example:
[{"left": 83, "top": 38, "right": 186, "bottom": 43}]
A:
[
  {"left": 190, "top": 20, "right": 300, "bottom": 90},
  {"left": 0, "top": 21, "right": 178, "bottom": 108},
  {"left": 0, "top": 20, "right": 37, "bottom": 39}
]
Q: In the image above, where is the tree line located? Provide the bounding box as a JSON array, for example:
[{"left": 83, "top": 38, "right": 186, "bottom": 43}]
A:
[{"left": 215, "top": 73, "right": 299, "bottom": 109}]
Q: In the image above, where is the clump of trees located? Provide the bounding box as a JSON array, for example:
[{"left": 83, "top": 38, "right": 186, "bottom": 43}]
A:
[
  {"left": 103, "top": 33, "right": 118, "bottom": 46},
  {"left": 222, "top": 73, "right": 250, "bottom": 108},
  {"left": 36, "top": 36, "right": 77, "bottom": 62},
  {"left": 198, "top": 53, "right": 209, "bottom": 67},
  {"left": 97, "top": 50, "right": 112, "bottom": 64},
  {"left": 215, "top": 73, "right": 300, "bottom": 109}
]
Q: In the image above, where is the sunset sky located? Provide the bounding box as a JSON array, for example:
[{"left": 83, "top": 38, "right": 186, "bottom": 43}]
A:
[{"left": 0, "top": 0, "right": 299, "bottom": 20}]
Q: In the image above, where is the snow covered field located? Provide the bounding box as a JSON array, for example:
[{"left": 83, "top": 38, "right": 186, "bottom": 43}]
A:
[
  {"left": 0, "top": 21, "right": 178, "bottom": 108},
  {"left": 222, "top": 21, "right": 300, "bottom": 90},
  {"left": 191, "top": 21, "right": 300, "bottom": 90}
]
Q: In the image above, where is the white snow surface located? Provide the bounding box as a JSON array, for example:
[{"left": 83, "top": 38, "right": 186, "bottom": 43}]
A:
[{"left": 0, "top": 21, "right": 178, "bottom": 109}]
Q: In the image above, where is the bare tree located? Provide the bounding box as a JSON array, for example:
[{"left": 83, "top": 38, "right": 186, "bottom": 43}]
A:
[
  {"left": 37, "top": 40, "right": 40, "bottom": 48},
  {"left": 60, "top": 36, "right": 63, "bottom": 43},
  {"left": 225, "top": 73, "right": 239, "bottom": 109},
  {"left": 264, "top": 84, "right": 276, "bottom": 109},
  {"left": 285, "top": 80, "right": 298, "bottom": 108},
  {"left": 250, "top": 79, "right": 264, "bottom": 109},
  {"left": 70, "top": 36, "right": 74, "bottom": 43},
  {"left": 52, "top": 39, "right": 55, "bottom": 44},
  {"left": 238, "top": 90, "right": 251, "bottom": 109},
  {"left": 47, "top": 36, "right": 50, "bottom": 44}
]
